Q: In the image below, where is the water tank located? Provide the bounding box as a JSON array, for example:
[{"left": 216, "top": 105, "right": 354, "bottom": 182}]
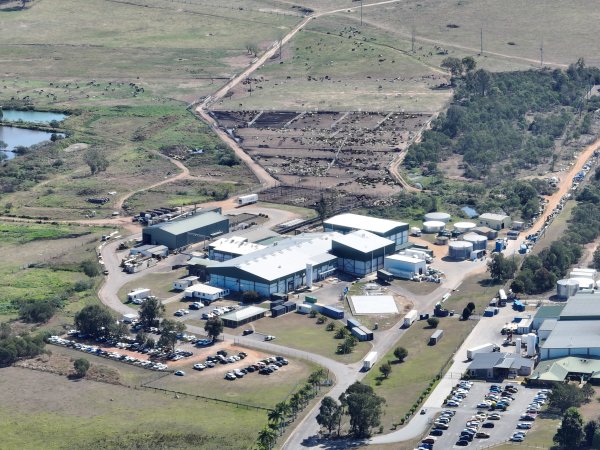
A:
[
  {"left": 422, "top": 221, "right": 445, "bottom": 233},
  {"left": 571, "top": 277, "right": 594, "bottom": 290},
  {"left": 424, "top": 212, "right": 451, "bottom": 223},
  {"left": 515, "top": 338, "right": 522, "bottom": 354},
  {"left": 435, "top": 235, "right": 449, "bottom": 245},
  {"left": 526, "top": 333, "right": 537, "bottom": 357},
  {"left": 448, "top": 241, "right": 474, "bottom": 260},
  {"left": 556, "top": 279, "right": 579, "bottom": 299},
  {"left": 454, "top": 221, "right": 477, "bottom": 233},
  {"left": 463, "top": 232, "right": 487, "bottom": 251}
]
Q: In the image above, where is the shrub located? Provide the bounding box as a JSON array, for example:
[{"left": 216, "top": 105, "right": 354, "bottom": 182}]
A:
[{"left": 427, "top": 317, "right": 439, "bottom": 328}]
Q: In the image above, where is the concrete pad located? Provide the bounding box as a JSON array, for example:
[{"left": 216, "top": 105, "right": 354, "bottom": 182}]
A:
[{"left": 350, "top": 295, "right": 398, "bottom": 314}]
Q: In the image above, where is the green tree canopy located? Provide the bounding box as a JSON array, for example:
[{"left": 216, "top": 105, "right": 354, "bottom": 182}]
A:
[
  {"left": 73, "top": 357, "right": 90, "bottom": 378},
  {"left": 74, "top": 305, "right": 114, "bottom": 339},
  {"left": 344, "top": 382, "right": 386, "bottom": 438},
  {"left": 157, "top": 319, "right": 185, "bottom": 352},
  {"left": 393, "top": 346, "right": 408, "bottom": 362},
  {"left": 139, "top": 297, "right": 164, "bottom": 328},
  {"left": 316, "top": 396, "right": 342, "bottom": 435},
  {"left": 554, "top": 407, "right": 584, "bottom": 449},
  {"left": 204, "top": 317, "right": 224, "bottom": 341}
]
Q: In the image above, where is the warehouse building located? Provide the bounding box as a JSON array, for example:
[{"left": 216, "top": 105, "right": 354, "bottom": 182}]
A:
[
  {"left": 478, "top": 213, "right": 511, "bottom": 230},
  {"left": 142, "top": 211, "right": 229, "bottom": 250},
  {"left": 208, "top": 236, "right": 266, "bottom": 261},
  {"left": 529, "top": 357, "right": 600, "bottom": 385},
  {"left": 185, "top": 256, "right": 219, "bottom": 282},
  {"left": 221, "top": 306, "right": 267, "bottom": 328},
  {"left": 559, "top": 294, "right": 600, "bottom": 321},
  {"left": 467, "top": 352, "right": 534, "bottom": 379},
  {"left": 540, "top": 321, "right": 600, "bottom": 360},
  {"left": 323, "top": 213, "right": 409, "bottom": 250},
  {"left": 331, "top": 230, "right": 395, "bottom": 277},
  {"left": 383, "top": 254, "right": 427, "bottom": 279},
  {"left": 532, "top": 304, "right": 565, "bottom": 329},
  {"left": 207, "top": 233, "right": 339, "bottom": 297}
]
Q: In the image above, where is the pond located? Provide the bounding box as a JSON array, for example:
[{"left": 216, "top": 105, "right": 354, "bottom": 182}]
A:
[
  {"left": 0, "top": 126, "right": 61, "bottom": 160},
  {"left": 2, "top": 109, "right": 67, "bottom": 124}
]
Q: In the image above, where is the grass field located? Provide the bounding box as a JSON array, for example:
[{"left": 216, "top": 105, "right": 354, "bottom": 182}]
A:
[
  {"left": 0, "top": 366, "right": 265, "bottom": 450},
  {"left": 118, "top": 268, "right": 188, "bottom": 303},
  {"left": 240, "top": 312, "right": 372, "bottom": 363},
  {"left": 364, "top": 316, "right": 474, "bottom": 431},
  {"left": 493, "top": 417, "right": 560, "bottom": 450}
]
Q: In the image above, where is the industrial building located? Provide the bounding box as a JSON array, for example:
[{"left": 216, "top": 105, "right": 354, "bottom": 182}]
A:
[
  {"left": 221, "top": 306, "right": 267, "bottom": 328},
  {"left": 207, "top": 233, "right": 339, "bottom": 297},
  {"left": 540, "top": 321, "right": 600, "bottom": 360},
  {"left": 130, "top": 244, "right": 169, "bottom": 258},
  {"left": 559, "top": 295, "right": 600, "bottom": 321},
  {"left": 183, "top": 284, "right": 229, "bottom": 302},
  {"left": 529, "top": 357, "right": 600, "bottom": 385},
  {"left": 323, "top": 213, "right": 408, "bottom": 250},
  {"left": 532, "top": 305, "right": 565, "bottom": 329},
  {"left": 383, "top": 254, "right": 426, "bottom": 279},
  {"left": 208, "top": 236, "right": 266, "bottom": 261},
  {"left": 331, "top": 230, "right": 395, "bottom": 277},
  {"left": 478, "top": 213, "right": 511, "bottom": 230},
  {"left": 185, "top": 256, "right": 219, "bottom": 281},
  {"left": 467, "top": 352, "right": 534, "bottom": 379},
  {"left": 172, "top": 276, "right": 199, "bottom": 291},
  {"left": 142, "top": 211, "right": 229, "bottom": 250}
]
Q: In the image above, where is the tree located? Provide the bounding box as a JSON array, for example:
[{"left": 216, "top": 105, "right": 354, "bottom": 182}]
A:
[
  {"left": 394, "top": 346, "right": 408, "bottom": 362},
  {"left": 80, "top": 260, "right": 100, "bottom": 277},
  {"left": 472, "top": 69, "right": 492, "bottom": 96},
  {"left": 157, "top": 319, "right": 185, "bottom": 352},
  {"left": 461, "top": 56, "right": 476, "bottom": 72},
  {"left": 549, "top": 383, "right": 585, "bottom": 413},
  {"left": 289, "top": 393, "right": 302, "bottom": 419},
  {"left": 316, "top": 396, "right": 342, "bottom": 435},
  {"left": 204, "top": 317, "right": 224, "bottom": 342},
  {"left": 19, "top": 300, "right": 57, "bottom": 323},
  {"left": 582, "top": 382, "right": 595, "bottom": 403},
  {"left": 268, "top": 402, "right": 288, "bottom": 435},
  {"left": 467, "top": 302, "right": 476, "bottom": 312},
  {"left": 461, "top": 307, "right": 472, "bottom": 320},
  {"left": 241, "top": 290, "right": 261, "bottom": 303},
  {"left": 554, "top": 407, "right": 584, "bottom": 449},
  {"left": 73, "top": 357, "right": 90, "bottom": 378},
  {"left": 139, "top": 297, "right": 164, "bottom": 328},
  {"left": 593, "top": 247, "right": 600, "bottom": 270},
  {"left": 83, "top": 147, "right": 109, "bottom": 175},
  {"left": 316, "top": 193, "right": 329, "bottom": 225},
  {"left": 338, "top": 336, "right": 356, "bottom": 355},
  {"left": 334, "top": 327, "right": 349, "bottom": 339},
  {"left": 344, "top": 382, "right": 386, "bottom": 438},
  {"left": 308, "top": 368, "right": 326, "bottom": 392},
  {"left": 379, "top": 361, "right": 392, "bottom": 379},
  {"left": 427, "top": 317, "right": 439, "bottom": 328},
  {"left": 256, "top": 425, "right": 277, "bottom": 450},
  {"left": 488, "top": 253, "right": 517, "bottom": 282},
  {"left": 441, "top": 57, "right": 463, "bottom": 77},
  {"left": 74, "top": 305, "right": 114, "bottom": 339},
  {"left": 585, "top": 419, "right": 599, "bottom": 447},
  {"left": 326, "top": 322, "right": 335, "bottom": 332}
]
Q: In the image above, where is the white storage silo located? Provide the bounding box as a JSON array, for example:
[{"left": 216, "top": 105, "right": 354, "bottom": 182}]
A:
[
  {"left": 454, "top": 221, "right": 477, "bottom": 233},
  {"left": 306, "top": 263, "right": 313, "bottom": 288},
  {"left": 515, "top": 338, "right": 522, "bottom": 354},
  {"left": 556, "top": 279, "right": 580, "bottom": 299},
  {"left": 526, "top": 333, "right": 537, "bottom": 357},
  {"left": 424, "top": 212, "right": 451, "bottom": 223},
  {"left": 435, "top": 235, "right": 449, "bottom": 245},
  {"left": 422, "top": 220, "right": 446, "bottom": 233},
  {"left": 463, "top": 232, "right": 487, "bottom": 251},
  {"left": 569, "top": 270, "right": 595, "bottom": 280},
  {"left": 448, "top": 241, "right": 474, "bottom": 260},
  {"left": 571, "top": 277, "right": 594, "bottom": 290}
]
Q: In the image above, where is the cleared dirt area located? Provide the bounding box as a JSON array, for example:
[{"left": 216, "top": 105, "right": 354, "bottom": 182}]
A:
[{"left": 211, "top": 109, "right": 431, "bottom": 203}]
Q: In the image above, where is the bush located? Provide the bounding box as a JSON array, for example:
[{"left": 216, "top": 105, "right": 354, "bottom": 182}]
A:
[
  {"left": 73, "top": 357, "right": 90, "bottom": 378},
  {"left": 19, "top": 300, "right": 57, "bottom": 323},
  {"left": 241, "top": 290, "right": 261, "bottom": 303},
  {"left": 427, "top": 317, "right": 439, "bottom": 328},
  {"left": 80, "top": 260, "right": 100, "bottom": 277}
]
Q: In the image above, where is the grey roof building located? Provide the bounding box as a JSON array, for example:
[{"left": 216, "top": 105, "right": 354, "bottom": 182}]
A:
[
  {"left": 323, "top": 213, "right": 408, "bottom": 250},
  {"left": 331, "top": 230, "right": 396, "bottom": 276},
  {"left": 559, "top": 294, "right": 600, "bottom": 321},
  {"left": 221, "top": 306, "right": 267, "bottom": 328},
  {"left": 540, "top": 320, "right": 600, "bottom": 360},
  {"left": 532, "top": 304, "right": 565, "bottom": 329},
  {"left": 142, "top": 211, "right": 229, "bottom": 250},
  {"left": 468, "top": 352, "right": 534, "bottom": 380}
]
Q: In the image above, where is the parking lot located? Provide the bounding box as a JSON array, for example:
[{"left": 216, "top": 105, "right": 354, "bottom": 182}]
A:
[{"left": 425, "top": 382, "right": 539, "bottom": 449}]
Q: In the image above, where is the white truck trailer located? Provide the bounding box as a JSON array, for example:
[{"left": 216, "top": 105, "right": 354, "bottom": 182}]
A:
[
  {"left": 363, "top": 351, "right": 378, "bottom": 371},
  {"left": 403, "top": 309, "right": 418, "bottom": 328},
  {"left": 127, "top": 288, "right": 151, "bottom": 303},
  {"left": 238, "top": 194, "right": 258, "bottom": 206},
  {"left": 467, "top": 343, "right": 500, "bottom": 360}
]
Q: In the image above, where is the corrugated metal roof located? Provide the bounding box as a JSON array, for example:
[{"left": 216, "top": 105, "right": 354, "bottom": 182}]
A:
[
  {"left": 531, "top": 356, "right": 600, "bottom": 381},
  {"left": 209, "top": 236, "right": 266, "bottom": 255},
  {"left": 146, "top": 212, "right": 226, "bottom": 235},
  {"left": 221, "top": 306, "right": 266, "bottom": 322},
  {"left": 479, "top": 213, "right": 509, "bottom": 221},
  {"left": 184, "top": 284, "right": 225, "bottom": 295},
  {"left": 385, "top": 254, "right": 424, "bottom": 264},
  {"left": 539, "top": 319, "right": 558, "bottom": 331},
  {"left": 542, "top": 320, "right": 600, "bottom": 349},
  {"left": 324, "top": 213, "right": 407, "bottom": 234},
  {"left": 560, "top": 294, "right": 600, "bottom": 318},
  {"left": 534, "top": 305, "right": 565, "bottom": 320},
  {"left": 333, "top": 230, "right": 394, "bottom": 253}
]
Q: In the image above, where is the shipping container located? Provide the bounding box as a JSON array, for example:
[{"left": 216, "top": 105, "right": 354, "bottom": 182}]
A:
[
  {"left": 283, "top": 301, "right": 297, "bottom": 313},
  {"left": 304, "top": 296, "right": 318, "bottom": 304},
  {"left": 271, "top": 292, "right": 289, "bottom": 301},
  {"left": 297, "top": 303, "right": 312, "bottom": 314},
  {"left": 363, "top": 351, "right": 378, "bottom": 370},
  {"left": 270, "top": 300, "right": 284, "bottom": 310},
  {"left": 351, "top": 327, "right": 368, "bottom": 341},
  {"left": 429, "top": 329, "right": 444, "bottom": 345},
  {"left": 347, "top": 317, "right": 362, "bottom": 330},
  {"left": 321, "top": 305, "right": 344, "bottom": 320},
  {"left": 271, "top": 305, "right": 287, "bottom": 318},
  {"left": 403, "top": 309, "right": 418, "bottom": 328},
  {"left": 358, "top": 326, "right": 374, "bottom": 341}
]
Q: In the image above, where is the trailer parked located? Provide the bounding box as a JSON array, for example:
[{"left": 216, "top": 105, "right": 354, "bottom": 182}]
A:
[
  {"left": 403, "top": 309, "right": 418, "bottom": 328},
  {"left": 237, "top": 194, "right": 258, "bottom": 206},
  {"left": 363, "top": 351, "right": 378, "bottom": 370}
]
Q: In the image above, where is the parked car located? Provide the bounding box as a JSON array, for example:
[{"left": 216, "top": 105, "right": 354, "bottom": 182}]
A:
[
  {"left": 476, "top": 432, "right": 490, "bottom": 439},
  {"left": 174, "top": 370, "right": 186, "bottom": 376},
  {"left": 455, "top": 440, "right": 469, "bottom": 446},
  {"left": 429, "top": 429, "right": 444, "bottom": 436},
  {"left": 517, "top": 423, "right": 532, "bottom": 430},
  {"left": 193, "top": 363, "right": 205, "bottom": 371},
  {"left": 242, "top": 329, "right": 254, "bottom": 336},
  {"left": 225, "top": 372, "right": 237, "bottom": 380},
  {"left": 482, "top": 422, "right": 495, "bottom": 428},
  {"left": 264, "top": 335, "right": 276, "bottom": 341}
]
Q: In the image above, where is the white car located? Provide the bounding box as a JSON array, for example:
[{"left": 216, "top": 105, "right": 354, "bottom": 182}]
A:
[
  {"left": 193, "top": 363, "right": 205, "bottom": 370},
  {"left": 225, "top": 372, "right": 237, "bottom": 380},
  {"left": 174, "top": 370, "right": 186, "bottom": 376},
  {"left": 264, "top": 335, "right": 276, "bottom": 341}
]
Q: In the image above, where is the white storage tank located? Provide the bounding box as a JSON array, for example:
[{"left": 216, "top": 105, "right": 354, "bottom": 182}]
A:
[
  {"left": 422, "top": 220, "right": 445, "bottom": 233},
  {"left": 515, "top": 338, "right": 522, "bottom": 354},
  {"left": 435, "top": 235, "right": 449, "bottom": 245},
  {"left": 556, "top": 279, "right": 580, "bottom": 299},
  {"left": 463, "top": 232, "right": 487, "bottom": 251},
  {"left": 448, "top": 241, "right": 474, "bottom": 260},
  {"left": 424, "top": 212, "right": 451, "bottom": 223},
  {"left": 571, "top": 277, "right": 595, "bottom": 290},
  {"left": 526, "top": 333, "right": 537, "bottom": 357},
  {"left": 454, "top": 221, "right": 477, "bottom": 233},
  {"left": 569, "top": 270, "right": 596, "bottom": 280}
]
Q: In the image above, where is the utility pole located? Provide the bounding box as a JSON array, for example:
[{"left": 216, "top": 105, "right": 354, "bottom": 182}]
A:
[
  {"left": 411, "top": 26, "right": 415, "bottom": 52},
  {"left": 360, "top": 0, "right": 363, "bottom": 26},
  {"left": 540, "top": 39, "right": 544, "bottom": 67},
  {"left": 480, "top": 28, "right": 483, "bottom": 55}
]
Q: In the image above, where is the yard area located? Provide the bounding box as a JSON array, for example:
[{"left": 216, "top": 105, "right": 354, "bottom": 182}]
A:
[
  {"left": 364, "top": 316, "right": 475, "bottom": 431},
  {"left": 0, "top": 366, "right": 265, "bottom": 450},
  {"left": 493, "top": 417, "right": 560, "bottom": 450},
  {"left": 118, "top": 268, "right": 188, "bottom": 303},
  {"left": 239, "top": 312, "right": 372, "bottom": 363}
]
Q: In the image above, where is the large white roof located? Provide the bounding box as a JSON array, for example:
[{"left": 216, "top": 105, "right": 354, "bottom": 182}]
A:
[
  {"left": 333, "top": 230, "right": 394, "bottom": 253},
  {"left": 479, "top": 213, "right": 509, "bottom": 221},
  {"left": 385, "top": 254, "right": 424, "bottom": 264},
  {"left": 209, "top": 236, "right": 266, "bottom": 256},
  {"left": 213, "top": 233, "right": 340, "bottom": 282},
  {"left": 221, "top": 305, "right": 266, "bottom": 322},
  {"left": 324, "top": 213, "right": 407, "bottom": 234}
]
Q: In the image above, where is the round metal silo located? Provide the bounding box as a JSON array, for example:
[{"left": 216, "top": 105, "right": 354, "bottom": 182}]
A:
[
  {"left": 435, "top": 235, "right": 449, "bottom": 245},
  {"left": 556, "top": 279, "right": 579, "bottom": 299},
  {"left": 424, "top": 212, "right": 451, "bottom": 223},
  {"left": 422, "top": 220, "right": 446, "bottom": 233},
  {"left": 463, "top": 232, "right": 487, "bottom": 251},
  {"left": 454, "top": 221, "right": 477, "bottom": 234},
  {"left": 448, "top": 241, "right": 474, "bottom": 260}
]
